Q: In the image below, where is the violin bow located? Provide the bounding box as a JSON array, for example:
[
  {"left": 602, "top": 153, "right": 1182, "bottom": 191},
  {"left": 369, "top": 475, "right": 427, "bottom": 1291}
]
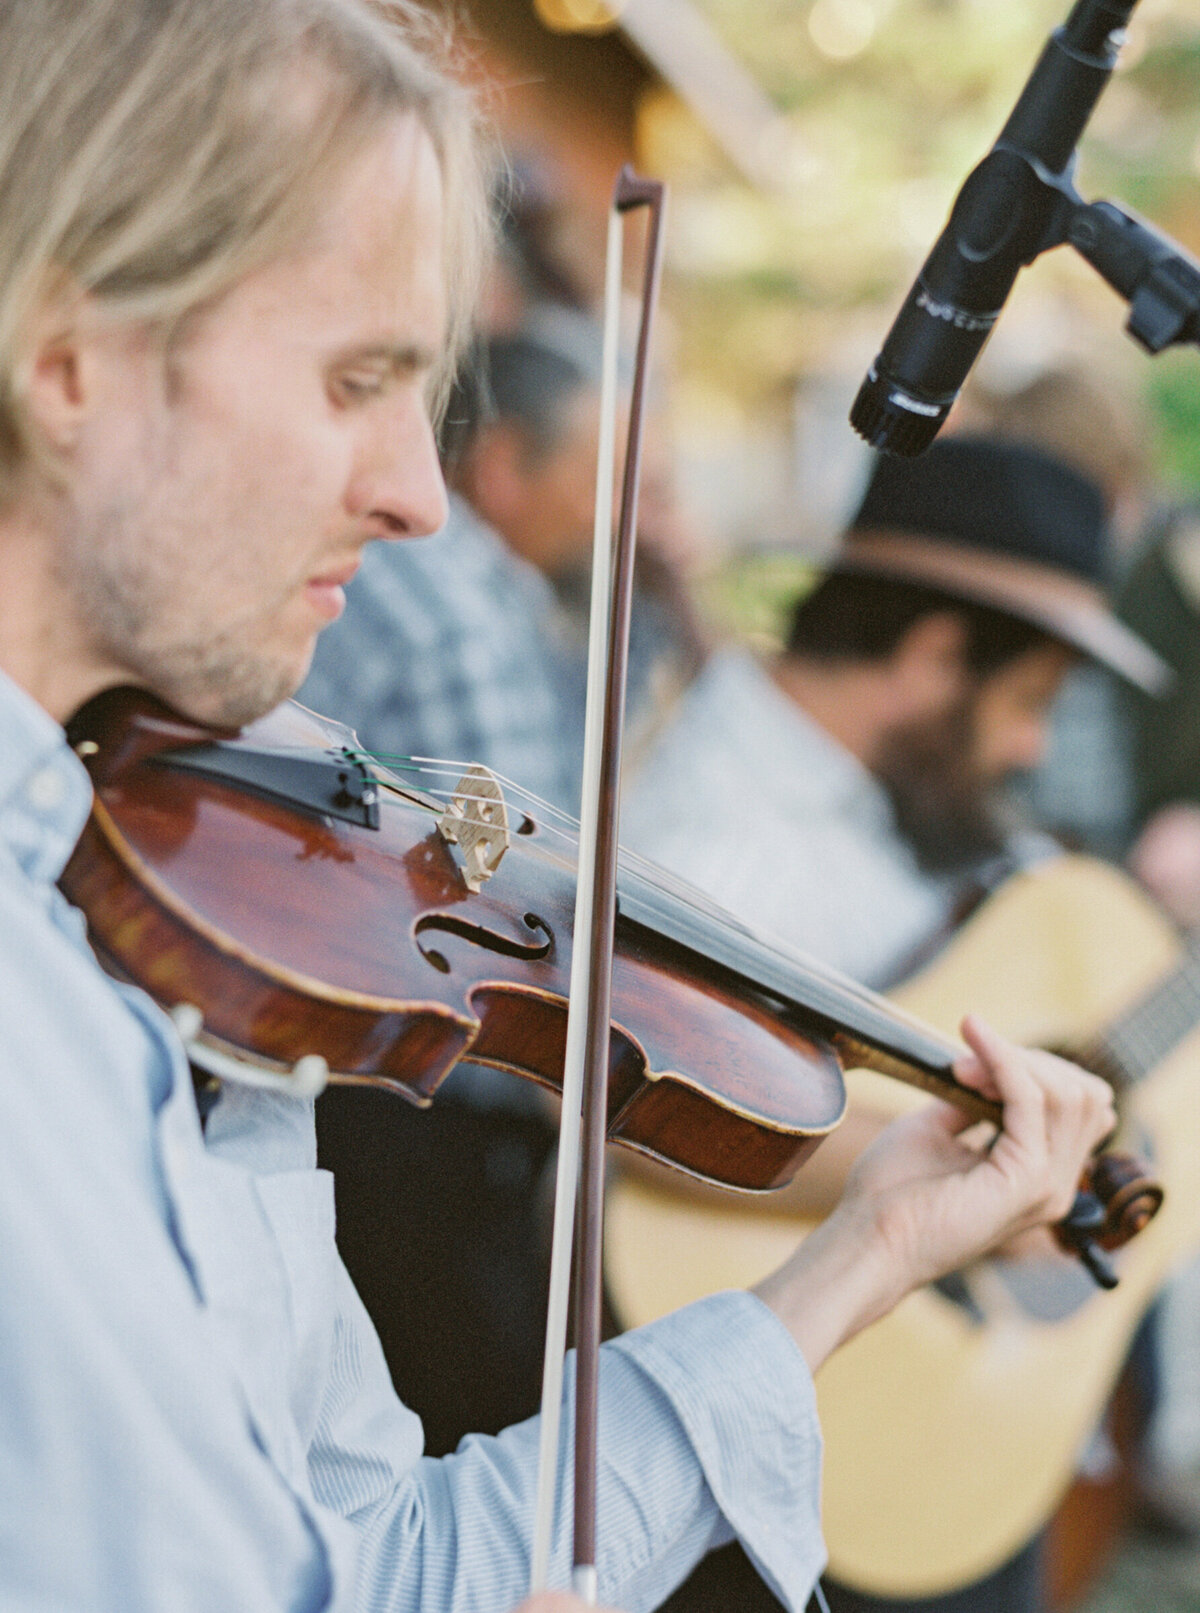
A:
[{"left": 530, "top": 166, "right": 667, "bottom": 1604}]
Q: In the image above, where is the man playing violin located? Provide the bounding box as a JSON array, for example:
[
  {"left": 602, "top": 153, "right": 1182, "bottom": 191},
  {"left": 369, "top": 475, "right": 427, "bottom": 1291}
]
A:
[{"left": 0, "top": 3, "right": 1118, "bottom": 1612}]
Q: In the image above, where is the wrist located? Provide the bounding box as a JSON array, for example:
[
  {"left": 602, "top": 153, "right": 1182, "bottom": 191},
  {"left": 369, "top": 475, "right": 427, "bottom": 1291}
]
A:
[{"left": 752, "top": 1201, "right": 906, "bottom": 1374}]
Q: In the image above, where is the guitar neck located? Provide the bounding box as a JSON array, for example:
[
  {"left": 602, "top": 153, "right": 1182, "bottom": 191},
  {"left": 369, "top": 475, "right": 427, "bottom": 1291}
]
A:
[{"left": 1082, "top": 934, "right": 1200, "bottom": 1091}]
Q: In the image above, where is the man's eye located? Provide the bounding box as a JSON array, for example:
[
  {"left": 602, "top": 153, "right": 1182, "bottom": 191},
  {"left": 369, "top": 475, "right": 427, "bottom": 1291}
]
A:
[{"left": 335, "top": 374, "right": 385, "bottom": 402}]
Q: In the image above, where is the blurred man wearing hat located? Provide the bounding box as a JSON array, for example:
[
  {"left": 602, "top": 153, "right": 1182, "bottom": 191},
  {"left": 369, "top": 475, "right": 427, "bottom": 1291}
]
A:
[
  {"left": 622, "top": 435, "right": 1167, "bottom": 993},
  {"left": 620, "top": 435, "right": 1167, "bottom": 1613}
]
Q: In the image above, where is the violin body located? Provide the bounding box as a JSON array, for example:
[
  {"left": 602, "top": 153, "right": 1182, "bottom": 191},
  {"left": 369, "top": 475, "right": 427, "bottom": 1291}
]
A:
[
  {"left": 62, "top": 687, "right": 846, "bottom": 1191},
  {"left": 62, "top": 685, "right": 1163, "bottom": 1269}
]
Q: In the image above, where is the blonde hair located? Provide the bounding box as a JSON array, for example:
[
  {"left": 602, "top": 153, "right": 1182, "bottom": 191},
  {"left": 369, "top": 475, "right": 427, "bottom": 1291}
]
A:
[{"left": 0, "top": 0, "right": 492, "bottom": 495}]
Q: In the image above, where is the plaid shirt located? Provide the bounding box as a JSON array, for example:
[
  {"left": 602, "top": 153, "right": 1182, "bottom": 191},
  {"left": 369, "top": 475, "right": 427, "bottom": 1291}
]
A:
[{"left": 300, "top": 494, "right": 582, "bottom": 814}]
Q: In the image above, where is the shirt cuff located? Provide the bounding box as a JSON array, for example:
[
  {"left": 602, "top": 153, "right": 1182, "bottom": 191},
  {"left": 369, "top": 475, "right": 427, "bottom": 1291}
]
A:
[{"left": 608, "top": 1288, "right": 826, "bottom": 1611}]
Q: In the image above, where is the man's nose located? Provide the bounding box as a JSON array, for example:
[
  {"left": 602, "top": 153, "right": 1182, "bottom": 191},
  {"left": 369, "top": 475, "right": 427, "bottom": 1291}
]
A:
[{"left": 350, "top": 394, "right": 448, "bottom": 540}]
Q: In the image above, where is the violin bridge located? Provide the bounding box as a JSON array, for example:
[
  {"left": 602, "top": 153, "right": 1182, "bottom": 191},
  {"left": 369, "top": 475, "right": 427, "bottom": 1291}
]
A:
[{"left": 438, "top": 765, "right": 510, "bottom": 892}]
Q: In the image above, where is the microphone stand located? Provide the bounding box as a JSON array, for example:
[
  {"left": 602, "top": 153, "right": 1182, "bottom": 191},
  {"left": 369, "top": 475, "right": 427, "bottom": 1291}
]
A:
[
  {"left": 1068, "top": 200, "right": 1200, "bottom": 355},
  {"left": 956, "top": 148, "right": 1200, "bottom": 360},
  {"left": 954, "top": 157, "right": 1200, "bottom": 357},
  {"left": 851, "top": 0, "right": 1200, "bottom": 455}
]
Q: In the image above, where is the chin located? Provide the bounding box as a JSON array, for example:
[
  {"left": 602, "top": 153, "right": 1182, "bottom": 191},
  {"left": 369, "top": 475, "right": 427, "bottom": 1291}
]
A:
[
  {"left": 125, "top": 617, "right": 319, "bottom": 732},
  {"left": 158, "top": 660, "right": 305, "bottom": 732}
]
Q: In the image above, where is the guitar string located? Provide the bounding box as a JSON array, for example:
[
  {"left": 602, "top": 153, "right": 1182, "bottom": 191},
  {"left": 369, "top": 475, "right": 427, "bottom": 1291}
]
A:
[
  {"left": 1102, "top": 937, "right": 1200, "bottom": 1075},
  {"left": 1080, "top": 932, "right": 1200, "bottom": 1089}
]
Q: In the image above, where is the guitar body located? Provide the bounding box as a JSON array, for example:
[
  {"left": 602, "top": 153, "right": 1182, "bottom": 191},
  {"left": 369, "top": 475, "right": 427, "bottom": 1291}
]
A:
[{"left": 605, "top": 855, "right": 1200, "bottom": 1598}]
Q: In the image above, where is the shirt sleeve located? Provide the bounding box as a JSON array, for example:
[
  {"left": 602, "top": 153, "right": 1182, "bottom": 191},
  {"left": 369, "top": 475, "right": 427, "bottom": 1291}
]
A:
[
  {"left": 0, "top": 888, "right": 341, "bottom": 1613},
  {"left": 309, "top": 1268, "right": 825, "bottom": 1613},
  {"left": 210, "top": 1081, "right": 828, "bottom": 1613}
]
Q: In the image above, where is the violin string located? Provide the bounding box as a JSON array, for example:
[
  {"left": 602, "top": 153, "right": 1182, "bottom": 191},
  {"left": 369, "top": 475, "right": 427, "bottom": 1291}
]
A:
[
  {"left": 392, "top": 758, "right": 583, "bottom": 834},
  {"left": 363, "top": 757, "right": 914, "bottom": 1029},
  {"left": 258, "top": 739, "right": 945, "bottom": 1035}
]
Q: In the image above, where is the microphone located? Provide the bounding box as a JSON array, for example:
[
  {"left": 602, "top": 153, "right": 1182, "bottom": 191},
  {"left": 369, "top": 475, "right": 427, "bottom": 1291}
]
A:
[{"left": 850, "top": 0, "right": 1139, "bottom": 457}]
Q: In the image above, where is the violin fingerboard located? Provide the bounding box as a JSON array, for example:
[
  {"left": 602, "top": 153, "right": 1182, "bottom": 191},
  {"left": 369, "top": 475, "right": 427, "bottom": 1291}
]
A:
[{"left": 830, "top": 1032, "right": 1001, "bottom": 1127}]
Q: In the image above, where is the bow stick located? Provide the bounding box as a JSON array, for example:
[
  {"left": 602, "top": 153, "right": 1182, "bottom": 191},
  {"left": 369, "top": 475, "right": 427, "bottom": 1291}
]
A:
[{"left": 530, "top": 166, "right": 667, "bottom": 1603}]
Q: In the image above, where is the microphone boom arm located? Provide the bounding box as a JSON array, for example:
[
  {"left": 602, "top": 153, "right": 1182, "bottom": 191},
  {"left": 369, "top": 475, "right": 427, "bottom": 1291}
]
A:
[{"left": 1070, "top": 200, "right": 1200, "bottom": 355}]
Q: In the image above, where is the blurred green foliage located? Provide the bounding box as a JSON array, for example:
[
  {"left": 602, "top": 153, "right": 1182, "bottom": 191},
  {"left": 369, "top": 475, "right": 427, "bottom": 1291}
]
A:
[
  {"left": 697, "top": 550, "right": 819, "bottom": 648},
  {"left": 1147, "top": 348, "right": 1200, "bottom": 491},
  {"left": 644, "top": 0, "right": 1200, "bottom": 487}
]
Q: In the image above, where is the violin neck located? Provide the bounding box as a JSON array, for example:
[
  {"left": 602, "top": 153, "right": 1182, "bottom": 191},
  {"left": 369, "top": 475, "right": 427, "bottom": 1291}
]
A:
[
  {"left": 616, "top": 868, "right": 1000, "bottom": 1127},
  {"left": 828, "top": 1032, "right": 997, "bottom": 1124}
]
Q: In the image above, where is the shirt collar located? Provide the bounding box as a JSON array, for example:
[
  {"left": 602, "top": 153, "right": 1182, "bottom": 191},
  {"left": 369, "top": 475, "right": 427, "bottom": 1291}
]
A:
[
  {"left": 0, "top": 669, "right": 94, "bottom": 885},
  {"left": 714, "top": 650, "right": 893, "bottom": 816}
]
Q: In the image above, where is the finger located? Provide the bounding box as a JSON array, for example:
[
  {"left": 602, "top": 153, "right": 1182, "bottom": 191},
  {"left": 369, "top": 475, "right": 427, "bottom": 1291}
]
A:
[
  {"left": 957, "top": 1015, "right": 1030, "bottom": 1088},
  {"left": 878, "top": 1099, "right": 997, "bottom": 1171},
  {"left": 924, "top": 1096, "right": 994, "bottom": 1143},
  {"left": 960, "top": 1020, "right": 1117, "bottom": 1223},
  {"left": 957, "top": 1015, "right": 1112, "bottom": 1143},
  {"left": 1015, "top": 1045, "right": 1116, "bottom": 1156},
  {"left": 957, "top": 1019, "right": 1064, "bottom": 1186},
  {"left": 954, "top": 1015, "right": 1044, "bottom": 1133}
]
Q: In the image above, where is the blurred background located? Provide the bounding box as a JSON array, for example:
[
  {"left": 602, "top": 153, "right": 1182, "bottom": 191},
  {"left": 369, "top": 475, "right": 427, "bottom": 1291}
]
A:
[{"left": 426, "top": 0, "right": 1200, "bottom": 632}]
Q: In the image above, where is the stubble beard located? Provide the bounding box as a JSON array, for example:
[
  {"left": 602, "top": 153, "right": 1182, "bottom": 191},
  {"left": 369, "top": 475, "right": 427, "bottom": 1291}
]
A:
[
  {"left": 59, "top": 493, "right": 304, "bottom": 730},
  {"left": 872, "top": 696, "right": 1009, "bottom": 877}
]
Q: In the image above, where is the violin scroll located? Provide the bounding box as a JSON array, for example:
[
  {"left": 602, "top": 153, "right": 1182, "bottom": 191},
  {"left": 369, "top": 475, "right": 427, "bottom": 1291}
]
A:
[
  {"left": 1086, "top": 1150, "right": 1164, "bottom": 1248},
  {"left": 1054, "top": 1149, "right": 1163, "bottom": 1289}
]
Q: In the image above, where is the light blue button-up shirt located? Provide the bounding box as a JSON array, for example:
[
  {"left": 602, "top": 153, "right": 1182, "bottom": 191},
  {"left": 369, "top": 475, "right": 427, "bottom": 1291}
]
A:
[{"left": 0, "top": 668, "right": 826, "bottom": 1612}]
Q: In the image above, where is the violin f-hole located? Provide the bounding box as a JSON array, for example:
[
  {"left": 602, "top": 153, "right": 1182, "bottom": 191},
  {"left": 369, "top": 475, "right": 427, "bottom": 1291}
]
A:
[{"left": 414, "top": 910, "right": 554, "bottom": 975}]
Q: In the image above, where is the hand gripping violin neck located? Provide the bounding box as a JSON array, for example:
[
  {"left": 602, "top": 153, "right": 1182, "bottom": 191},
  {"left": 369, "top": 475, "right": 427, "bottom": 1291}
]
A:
[{"left": 62, "top": 683, "right": 1161, "bottom": 1289}]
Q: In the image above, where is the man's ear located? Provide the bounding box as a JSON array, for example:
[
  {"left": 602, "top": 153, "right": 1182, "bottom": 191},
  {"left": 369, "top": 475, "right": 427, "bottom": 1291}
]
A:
[
  {"left": 19, "top": 276, "right": 97, "bottom": 455},
  {"left": 887, "top": 611, "right": 970, "bottom": 715}
]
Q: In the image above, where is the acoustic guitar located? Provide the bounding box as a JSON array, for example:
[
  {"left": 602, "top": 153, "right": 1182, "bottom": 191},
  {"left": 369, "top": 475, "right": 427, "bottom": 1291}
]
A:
[{"left": 605, "top": 854, "right": 1200, "bottom": 1599}]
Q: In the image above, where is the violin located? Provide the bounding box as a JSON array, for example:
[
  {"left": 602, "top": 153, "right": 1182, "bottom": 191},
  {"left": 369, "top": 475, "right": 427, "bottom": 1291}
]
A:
[{"left": 61, "top": 683, "right": 1161, "bottom": 1276}]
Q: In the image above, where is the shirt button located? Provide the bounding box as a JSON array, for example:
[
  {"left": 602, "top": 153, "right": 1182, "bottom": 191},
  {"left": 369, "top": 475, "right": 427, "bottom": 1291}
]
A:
[{"left": 26, "top": 766, "right": 65, "bottom": 811}]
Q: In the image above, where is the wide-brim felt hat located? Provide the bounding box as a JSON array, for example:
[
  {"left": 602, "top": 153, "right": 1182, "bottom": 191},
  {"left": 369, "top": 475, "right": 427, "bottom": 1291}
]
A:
[{"left": 835, "top": 435, "right": 1170, "bottom": 695}]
